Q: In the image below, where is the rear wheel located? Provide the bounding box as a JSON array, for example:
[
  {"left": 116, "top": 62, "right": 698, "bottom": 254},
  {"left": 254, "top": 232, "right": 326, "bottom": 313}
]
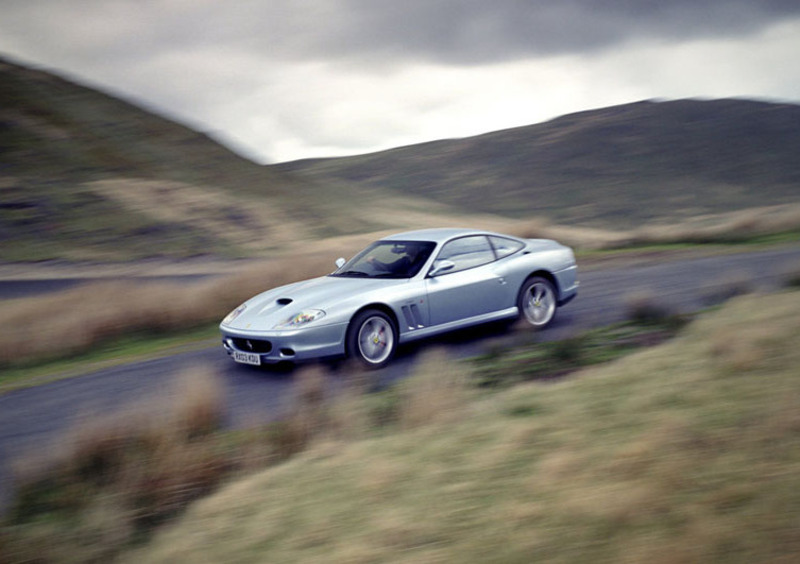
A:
[
  {"left": 347, "top": 309, "right": 397, "bottom": 368},
  {"left": 518, "top": 277, "right": 557, "bottom": 329}
]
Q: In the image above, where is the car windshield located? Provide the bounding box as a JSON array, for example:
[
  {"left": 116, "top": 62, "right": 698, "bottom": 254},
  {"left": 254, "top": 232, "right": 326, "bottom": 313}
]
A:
[{"left": 331, "top": 240, "right": 436, "bottom": 279}]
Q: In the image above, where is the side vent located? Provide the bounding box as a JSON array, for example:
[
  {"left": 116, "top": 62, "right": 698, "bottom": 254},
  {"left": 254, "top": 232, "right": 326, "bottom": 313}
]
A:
[
  {"left": 401, "top": 305, "right": 425, "bottom": 330},
  {"left": 276, "top": 298, "right": 293, "bottom": 306}
]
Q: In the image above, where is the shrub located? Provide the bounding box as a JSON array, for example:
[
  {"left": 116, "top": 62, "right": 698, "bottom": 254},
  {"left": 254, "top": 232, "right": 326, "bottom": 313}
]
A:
[
  {"left": 782, "top": 261, "right": 800, "bottom": 288},
  {"left": 624, "top": 291, "right": 675, "bottom": 325}
]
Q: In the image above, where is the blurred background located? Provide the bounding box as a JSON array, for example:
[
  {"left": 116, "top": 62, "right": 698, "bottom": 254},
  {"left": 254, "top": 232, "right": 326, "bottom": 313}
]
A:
[{"left": 1, "top": 2, "right": 799, "bottom": 562}]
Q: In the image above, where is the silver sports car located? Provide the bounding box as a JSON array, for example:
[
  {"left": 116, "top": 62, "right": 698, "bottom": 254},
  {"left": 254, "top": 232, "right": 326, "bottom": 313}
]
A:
[{"left": 220, "top": 228, "right": 578, "bottom": 368}]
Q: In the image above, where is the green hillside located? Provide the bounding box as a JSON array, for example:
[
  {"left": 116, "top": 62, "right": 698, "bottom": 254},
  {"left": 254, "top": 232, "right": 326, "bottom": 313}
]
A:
[
  {"left": 3, "top": 55, "right": 799, "bottom": 262},
  {"left": 275, "top": 99, "right": 800, "bottom": 227},
  {"left": 0, "top": 58, "right": 384, "bottom": 261}
]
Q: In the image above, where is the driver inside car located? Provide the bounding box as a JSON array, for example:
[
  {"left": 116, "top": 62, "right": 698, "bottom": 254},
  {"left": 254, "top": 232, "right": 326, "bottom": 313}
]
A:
[{"left": 367, "top": 244, "right": 426, "bottom": 277}]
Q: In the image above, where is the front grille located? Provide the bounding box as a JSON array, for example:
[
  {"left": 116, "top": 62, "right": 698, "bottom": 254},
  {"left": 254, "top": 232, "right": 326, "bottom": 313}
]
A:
[{"left": 231, "top": 338, "right": 273, "bottom": 354}]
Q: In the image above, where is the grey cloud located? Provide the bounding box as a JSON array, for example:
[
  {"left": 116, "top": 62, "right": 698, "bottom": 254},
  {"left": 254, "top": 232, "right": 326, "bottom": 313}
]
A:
[
  {"left": 1, "top": 0, "right": 798, "bottom": 163},
  {"left": 113, "top": 1, "right": 795, "bottom": 67},
  {"left": 5, "top": 1, "right": 800, "bottom": 70},
  {"left": 301, "top": 0, "right": 800, "bottom": 64}
]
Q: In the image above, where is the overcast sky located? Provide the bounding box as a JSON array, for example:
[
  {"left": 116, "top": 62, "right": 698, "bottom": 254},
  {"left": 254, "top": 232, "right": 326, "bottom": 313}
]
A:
[{"left": 2, "top": 0, "right": 799, "bottom": 163}]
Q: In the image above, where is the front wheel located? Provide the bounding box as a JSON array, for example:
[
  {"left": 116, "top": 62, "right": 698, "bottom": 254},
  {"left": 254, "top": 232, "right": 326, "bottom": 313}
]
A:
[
  {"left": 518, "top": 277, "right": 557, "bottom": 329},
  {"left": 347, "top": 309, "right": 397, "bottom": 369}
]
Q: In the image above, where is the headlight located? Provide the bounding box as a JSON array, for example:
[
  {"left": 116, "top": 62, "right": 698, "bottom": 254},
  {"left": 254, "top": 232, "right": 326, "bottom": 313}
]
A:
[
  {"left": 275, "top": 309, "right": 326, "bottom": 329},
  {"left": 222, "top": 303, "right": 247, "bottom": 325}
]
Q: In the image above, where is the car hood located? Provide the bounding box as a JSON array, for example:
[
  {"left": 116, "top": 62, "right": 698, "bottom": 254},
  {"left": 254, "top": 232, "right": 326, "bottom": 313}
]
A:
[{"left": 223, "top": 275, "right": 404, "bottom": 331}]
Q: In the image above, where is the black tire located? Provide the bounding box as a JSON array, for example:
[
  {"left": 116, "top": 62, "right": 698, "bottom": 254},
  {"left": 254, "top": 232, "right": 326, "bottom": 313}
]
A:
[
  {"left": 517, "top": 276, "right": 557, "bottom": 329},
  {"left": 346, "top": 309, "right": 397, "bottom": 369}
]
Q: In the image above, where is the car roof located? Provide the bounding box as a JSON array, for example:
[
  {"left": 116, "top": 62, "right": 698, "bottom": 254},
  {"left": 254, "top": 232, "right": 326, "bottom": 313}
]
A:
[{"left": 382, "top": 228, "right": 516, "bottom": 244}]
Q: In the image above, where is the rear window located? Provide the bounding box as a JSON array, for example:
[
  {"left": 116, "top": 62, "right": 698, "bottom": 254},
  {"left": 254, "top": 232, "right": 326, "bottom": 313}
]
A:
[{"left": 489, "top": 236, "right": 524, "bottom": 259}]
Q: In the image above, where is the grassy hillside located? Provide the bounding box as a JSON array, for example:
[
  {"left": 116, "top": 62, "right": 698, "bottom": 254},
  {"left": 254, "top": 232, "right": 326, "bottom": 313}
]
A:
[
  {"left": 2, "top": 288, "right": 798, "bottom": 562},
  {"left": 120, "top": 290, "right": 800, "bottom": 563},
  {"left": 3, "top": 56, "right": 799, "bottom": 261},
  {"left": 0, "top": 58, "right": 394, "bottom": 261},
  {"left": 275, "top": 99, "right": 800, "bottom": 227}
]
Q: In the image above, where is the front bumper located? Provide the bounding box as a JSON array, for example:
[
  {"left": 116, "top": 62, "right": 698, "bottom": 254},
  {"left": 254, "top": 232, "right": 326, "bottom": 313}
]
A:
[{"left": 220, "top": 322, "right": 348, "bottom": 364}]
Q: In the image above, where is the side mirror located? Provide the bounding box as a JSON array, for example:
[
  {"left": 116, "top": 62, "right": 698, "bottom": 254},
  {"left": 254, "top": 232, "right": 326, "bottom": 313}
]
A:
[
  {"left": 335, "top": 257, "right": 346, "bottom": 269},
  {"left": 429, "top": 260, "right": 455, "bottom": 277}
]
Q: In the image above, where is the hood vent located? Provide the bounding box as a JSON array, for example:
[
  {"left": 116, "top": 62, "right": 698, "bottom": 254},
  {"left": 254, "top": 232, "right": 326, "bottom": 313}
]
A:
[{"left": 276, "top": 298, "right": 293, "bottom": 306}]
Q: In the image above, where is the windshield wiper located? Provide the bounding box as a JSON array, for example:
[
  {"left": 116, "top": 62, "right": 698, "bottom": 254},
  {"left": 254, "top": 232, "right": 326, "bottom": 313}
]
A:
[{"left": 335, "top": 270, "right": 370, "bottom": 277}]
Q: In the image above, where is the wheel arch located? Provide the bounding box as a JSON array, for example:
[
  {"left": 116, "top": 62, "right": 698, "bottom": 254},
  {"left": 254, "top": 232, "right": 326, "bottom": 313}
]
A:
[
  {"left": 523, "top": 269, "right": 560, "bottom": 297},
  {"left": 345, "top": 303, "right": 399, "bottom": 354}
]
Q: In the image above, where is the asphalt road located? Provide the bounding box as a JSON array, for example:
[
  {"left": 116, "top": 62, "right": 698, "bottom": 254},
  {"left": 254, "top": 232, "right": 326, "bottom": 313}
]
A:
[{"left": 1, "top": 246, "right": 798, "bottom": 514}]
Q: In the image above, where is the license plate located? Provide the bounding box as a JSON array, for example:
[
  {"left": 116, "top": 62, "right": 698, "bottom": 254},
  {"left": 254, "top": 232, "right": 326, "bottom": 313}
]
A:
[{"left": 233, "top": 351, "right": 261, "bottom": 366}]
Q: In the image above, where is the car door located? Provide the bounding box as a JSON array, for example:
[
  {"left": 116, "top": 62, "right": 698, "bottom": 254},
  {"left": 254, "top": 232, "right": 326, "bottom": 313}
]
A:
[{"left": 425, "top": 235, "right": 509, "bottom": 327}]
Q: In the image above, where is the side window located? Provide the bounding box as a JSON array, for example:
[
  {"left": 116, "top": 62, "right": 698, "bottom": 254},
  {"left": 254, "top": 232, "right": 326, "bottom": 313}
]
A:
[
  {"left": 433, "top": 236, "right": 496, "bottom": 274},
  {"left": 488, "top": 236, "right": 524, "bottom": 259}
]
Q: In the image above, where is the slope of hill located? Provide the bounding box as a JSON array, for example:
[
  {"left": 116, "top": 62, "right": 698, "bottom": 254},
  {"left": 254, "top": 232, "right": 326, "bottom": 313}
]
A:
[
  {"left": 275, "top": 99, "right": 800, "bottom": 227},
  {"left": 121, "top": 291, "right": 800, "bottom": 563},
  {"left": 0, "top": 58, "right": 394, "bottom": 261},
  {"left": 3, "top": 56, "right": 799, "bottom": 262}
]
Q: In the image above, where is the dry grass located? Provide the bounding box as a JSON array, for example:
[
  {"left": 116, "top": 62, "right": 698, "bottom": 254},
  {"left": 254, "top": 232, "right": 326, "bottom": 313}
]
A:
[
  {"left": 124, "top": 291, "right": 800, "bottom": 563},
  {"left": 396, "top": 349, "right": 470, "bottom": 430},
  {"left": 617, "top": 204, "right": 800, "bottom": 248},
  {"left": 0, "top": 354, "right": 477, "bottom": 562},
  {"left": 87, "top": 178, "right": 315, "bottom": 253},
  {"left": 0, "top": 251, "right": 343, "bottom": 368},
  {"left": 266, "top": 366, "right": 332, "bottom": 460},
  {"left": 0, "top": 363, "right": 333, "bottom": 562},
  {"left": 3, "top": 291, "right": 799, "bottom": 561},
  {"left": 512, "top": 203, "right": 800, "bottom": 251},
  {"left": 2, "top": 367, "right": 231, "bottom": 563}
]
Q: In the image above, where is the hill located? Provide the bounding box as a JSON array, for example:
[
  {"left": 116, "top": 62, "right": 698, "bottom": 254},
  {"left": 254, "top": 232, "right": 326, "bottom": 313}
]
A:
[
  {"left": 275, "top": 99, "right": 800, "bottom": 227},
  {"left": 0, "top": 58, "right": 397, "bottom": 261},
  {"left": 3, "top": 57, "right": 799, "bottom": 262}
]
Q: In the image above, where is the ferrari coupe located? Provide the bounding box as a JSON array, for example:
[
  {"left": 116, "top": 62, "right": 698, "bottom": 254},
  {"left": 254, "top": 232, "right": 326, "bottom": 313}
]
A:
[{"left": 220, "top": 228, "right": 578, "bottom": 369}]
